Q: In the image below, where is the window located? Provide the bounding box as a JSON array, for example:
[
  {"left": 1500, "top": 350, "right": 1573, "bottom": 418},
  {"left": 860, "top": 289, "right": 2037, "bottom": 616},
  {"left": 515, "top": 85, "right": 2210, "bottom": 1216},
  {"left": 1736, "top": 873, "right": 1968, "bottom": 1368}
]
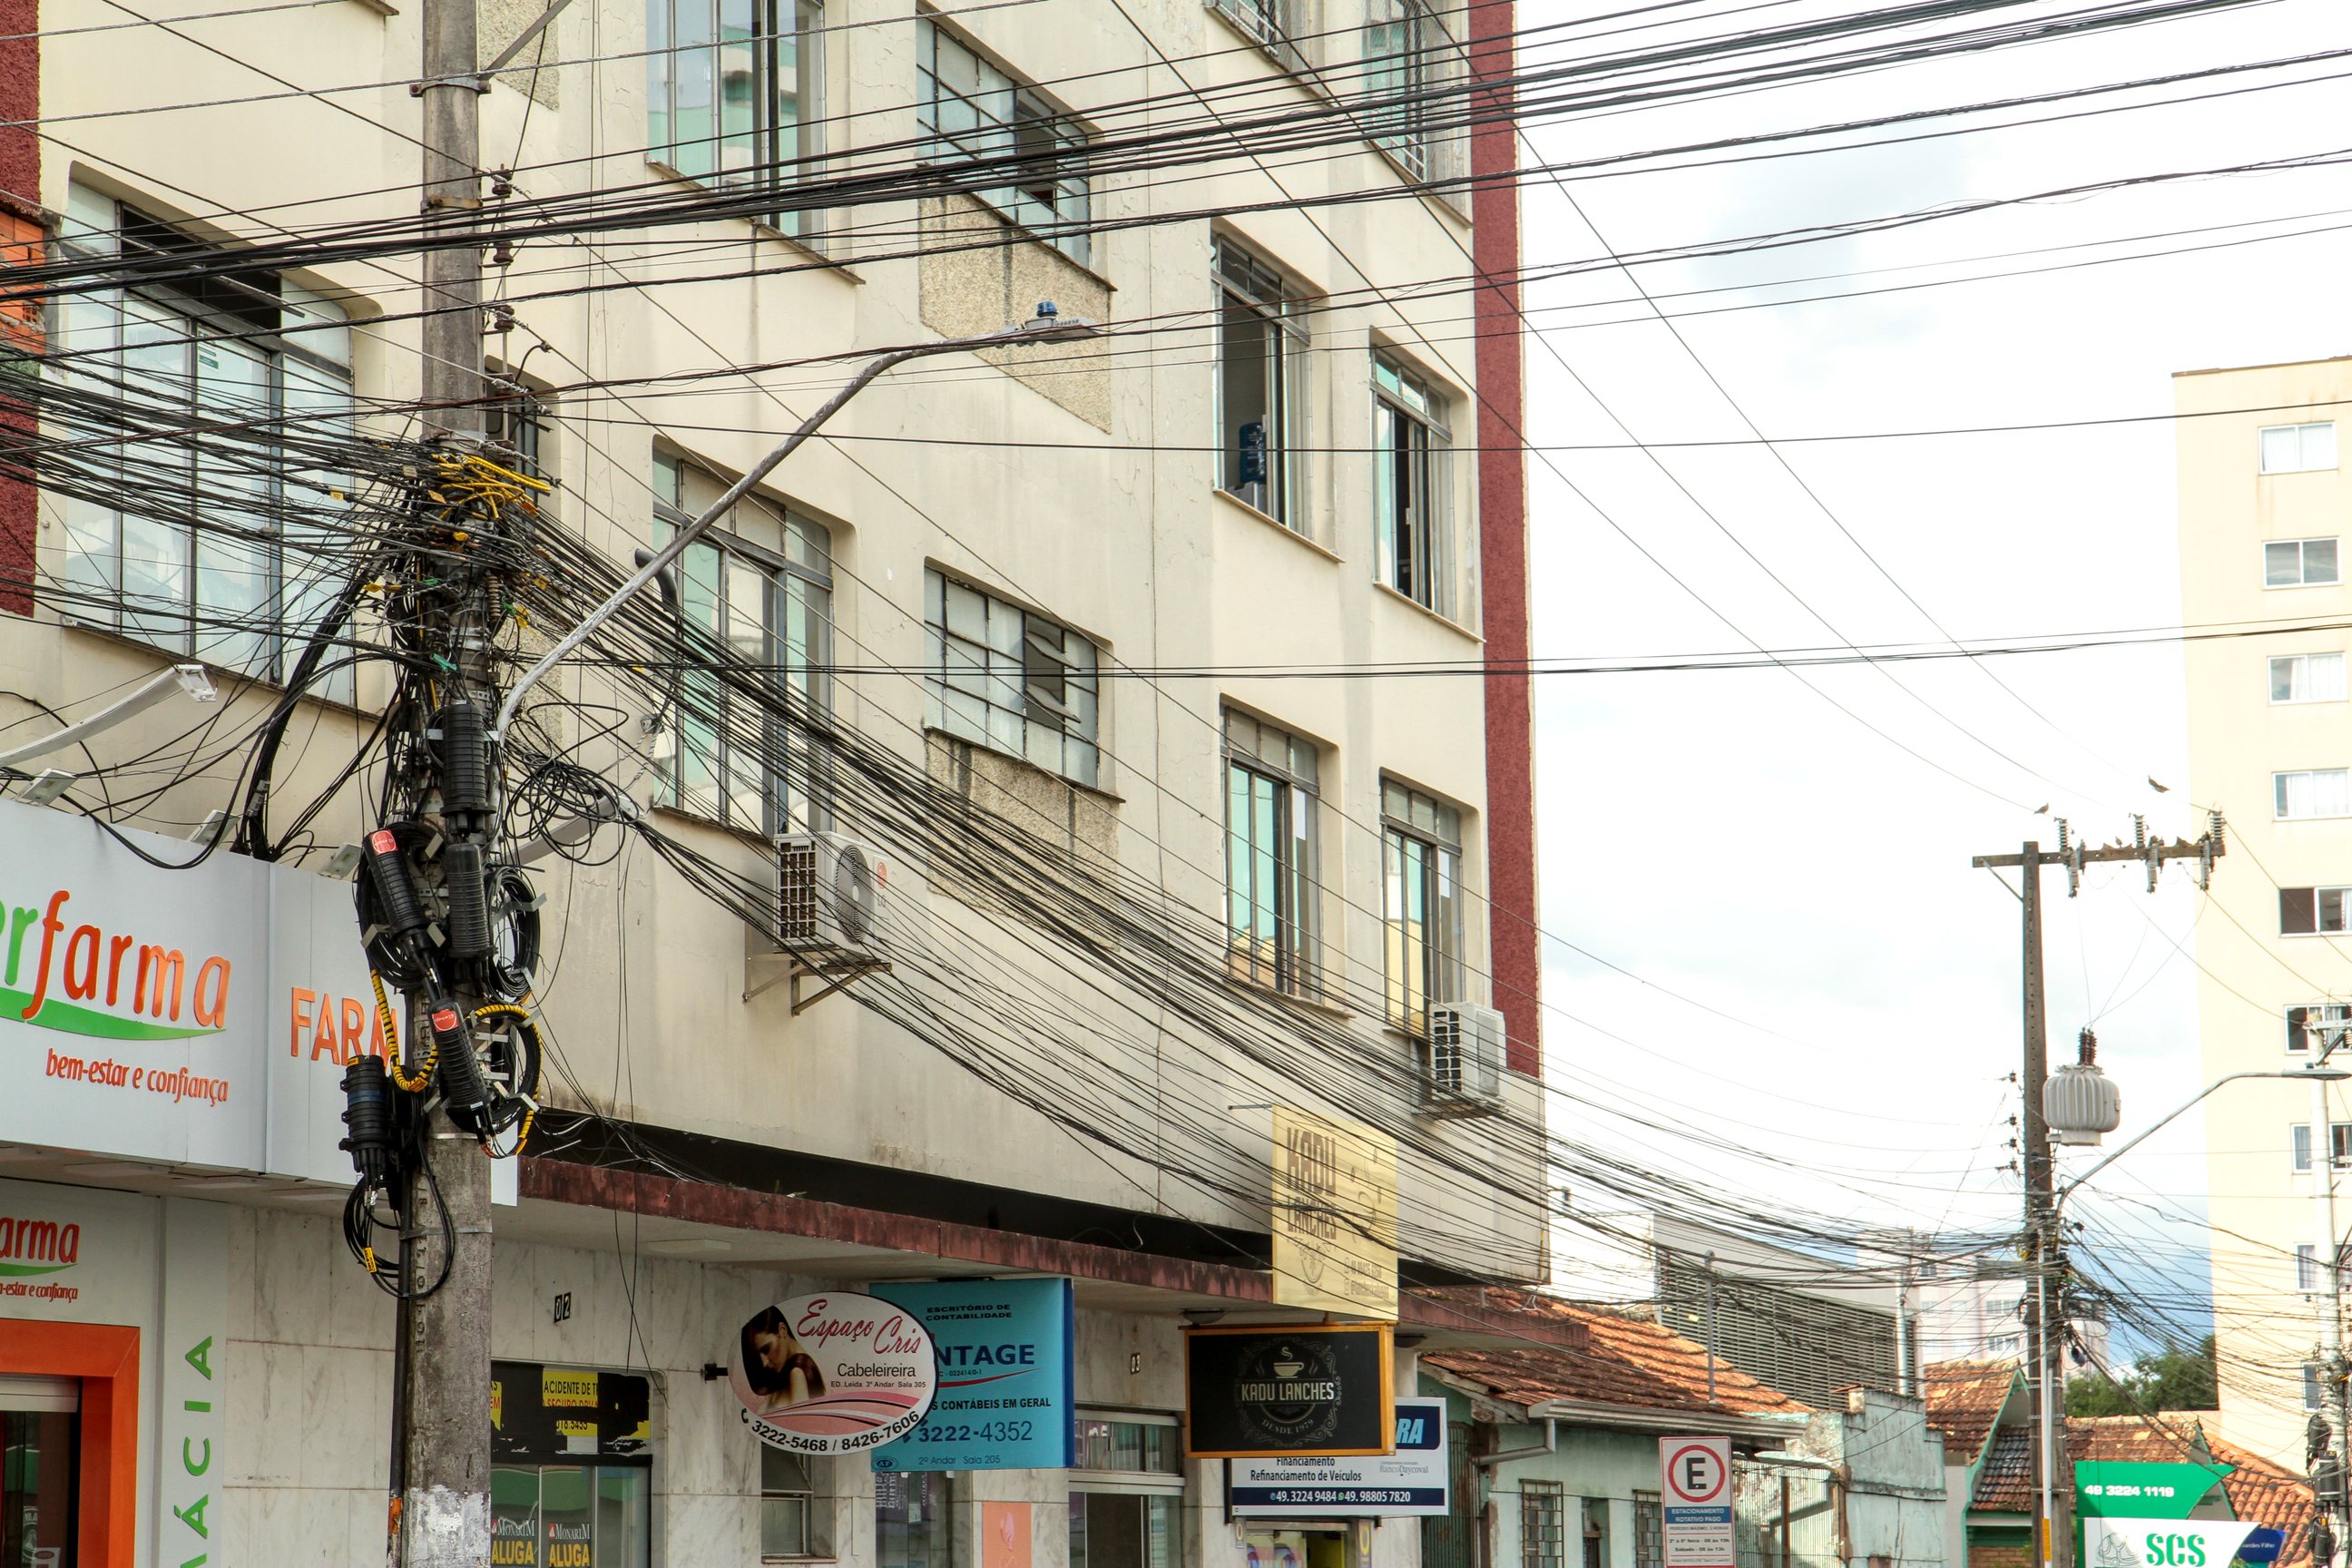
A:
[
  {"left": 1382, "top": 777, "right": 1464, "bottom": 1035},
  {"left": 2281, "top": 887, "right": 2352, "bottom": 935},
  {"left": 488, "top": 1362, "right": 654, "bottom": 1568},
  {"left": 2308, "top": 1363, "right": 2325, "bottom": 1411},
  {"left": 762, "top": 1447, "right": 822, "bottom": 1559},
  {"left": 1223, "top": 710, "right": 1321, "bottom": 997},
  {"left": 485, "top": 376, "right": 554, "bottom": 492},
  {"left": 2288, "top": 1003, "right": 2352, "bottom": 1054},
  {"left": 1373, "top": 353, "right": 1457, "bottom": 618},
  {"left": 917, "top": 20, "right": 1092, "bottom": 267},
  {"left": 1633, "top": 1494, "right": 1663, "bottom": 1568},
  {"left": 1523, "top": 1481, "right": 1567, "bottom": 1568},
  {"left": 1070, "top": 1413, "right": 1182, "bottom": 1568},
  {"left": 1583, "top": 1500, "right": 1609, "bottom": 1568},
  {"left": 877, "top": 1471, "right": 953, "bottom": 1568},
  {"left": 647, "top": 0, "right": 825, "bottom": 237},
  {"left": 2266, "top": 538, "right": 2340, "bottom": 587},
  {"left": 1214, "top": 240, "right": 1309, "bottom": 531},
  {"left": 55, "top": 183, "right": 357, "bottom": 700},
  {"left": 2277, "top": 769, "right": 2352, "bottom": 818},
  {"left": 1364, "top": 0, "right": 1447, "bottom": 179},
  {"left": 2298, "top": 1122, "right": 2315, "bottom": 1171},
  {"left": 926, "top": 571, "right": 1102, "bottom": 789},
  {"left": 1210, "top": 0, "right": 1304, "bottom": 65},
  {"left": 2301, "top": 1244, "right": 2319, "bottom": 1291},
  {"left": 2263, "top": 422, "right": 2338, "bottom": 474},
  {"left": 654, "top": 451, "right": 833, "bottom": 834},
  {"left": 2298, "top": 1123, "right": 2352, "bottom": 1171},
  {"left": 2274, "top": 652, "right": 2347, "bottom": 703}
]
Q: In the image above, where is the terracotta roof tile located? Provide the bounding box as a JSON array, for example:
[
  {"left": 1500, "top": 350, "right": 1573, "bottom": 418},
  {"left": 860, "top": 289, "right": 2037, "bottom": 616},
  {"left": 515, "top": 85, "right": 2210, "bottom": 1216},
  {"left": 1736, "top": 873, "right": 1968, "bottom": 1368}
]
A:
[
  {"left": 1420, "top": 1288, "right": 1807, "bottom": 1416},
  {"left": 2210, "top": 1436, "right": 2315, "bottom": 1568},
  {"left": 2067, "top": 1417, "right": 2308, "bottom": 1568},
  {"left": 1923, "top": 1360, "right": 2021, "bottom": 1468},
  {"left": 1975, "top": 1426, "right": 2037, "bottom": 1513}
]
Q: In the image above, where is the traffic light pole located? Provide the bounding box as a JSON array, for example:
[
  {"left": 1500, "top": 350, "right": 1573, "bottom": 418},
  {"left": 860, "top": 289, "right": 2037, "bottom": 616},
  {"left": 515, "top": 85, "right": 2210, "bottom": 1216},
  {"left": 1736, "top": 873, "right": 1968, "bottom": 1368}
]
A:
[{"left": 1971, "top": 818, "right": 2225, "bottom": 1568}]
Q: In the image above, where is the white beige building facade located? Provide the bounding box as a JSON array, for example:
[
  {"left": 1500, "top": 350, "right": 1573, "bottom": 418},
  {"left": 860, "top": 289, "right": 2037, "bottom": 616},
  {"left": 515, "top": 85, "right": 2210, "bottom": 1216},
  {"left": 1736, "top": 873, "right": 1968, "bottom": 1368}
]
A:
[{"left": 2178, "top": 356, "right": 2352, "bottom": 1466}]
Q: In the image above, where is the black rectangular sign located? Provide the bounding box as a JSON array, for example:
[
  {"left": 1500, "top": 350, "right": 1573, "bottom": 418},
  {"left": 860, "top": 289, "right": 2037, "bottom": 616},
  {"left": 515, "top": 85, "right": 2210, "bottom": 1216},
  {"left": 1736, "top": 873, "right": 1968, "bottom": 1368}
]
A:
[{"left": 1184, "top": 1323, "right": 1395, "bottom": 1458}]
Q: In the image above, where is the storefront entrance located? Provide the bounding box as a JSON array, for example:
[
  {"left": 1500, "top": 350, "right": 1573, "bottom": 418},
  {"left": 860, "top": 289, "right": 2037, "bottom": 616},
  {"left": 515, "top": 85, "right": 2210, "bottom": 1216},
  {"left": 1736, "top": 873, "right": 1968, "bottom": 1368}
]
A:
[{"left": 0, "top": 1375, "right": 77, "bottom": 1568}]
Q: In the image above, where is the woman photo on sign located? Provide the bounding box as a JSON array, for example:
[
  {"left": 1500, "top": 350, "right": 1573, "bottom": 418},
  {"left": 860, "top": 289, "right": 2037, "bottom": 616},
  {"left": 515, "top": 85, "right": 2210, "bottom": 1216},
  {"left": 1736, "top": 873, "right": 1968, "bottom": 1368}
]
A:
[{"left": 741, "top": 1306, "right": 828, "bottom": 1411}]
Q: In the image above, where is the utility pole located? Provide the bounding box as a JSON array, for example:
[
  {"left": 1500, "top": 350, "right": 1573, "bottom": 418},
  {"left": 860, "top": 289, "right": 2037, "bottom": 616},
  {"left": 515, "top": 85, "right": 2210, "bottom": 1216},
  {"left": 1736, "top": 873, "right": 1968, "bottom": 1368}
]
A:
[
  {"left": 2309, "top": 1026, "right": 2351, "bottom": 1565},
  {"left": 403, "top": 0, "right": 492, "bottom": 1560},
  {"left": 1970, "top": 815, "right": 2226, "bottom": 1568}
]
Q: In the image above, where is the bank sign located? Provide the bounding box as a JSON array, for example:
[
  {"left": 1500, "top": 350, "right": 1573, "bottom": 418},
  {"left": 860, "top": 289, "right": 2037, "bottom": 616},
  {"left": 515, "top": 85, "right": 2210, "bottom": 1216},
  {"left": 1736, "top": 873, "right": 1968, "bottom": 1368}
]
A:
[
  {"left": 0, "top": 797, "right": 416, "bottom": 1186},
  {"left": 1228, "top": 1396, "right": 1448, "bottom": 1514},
  {"left": 868, "top": 1278, "right": 1076, "bottom": 1471}
]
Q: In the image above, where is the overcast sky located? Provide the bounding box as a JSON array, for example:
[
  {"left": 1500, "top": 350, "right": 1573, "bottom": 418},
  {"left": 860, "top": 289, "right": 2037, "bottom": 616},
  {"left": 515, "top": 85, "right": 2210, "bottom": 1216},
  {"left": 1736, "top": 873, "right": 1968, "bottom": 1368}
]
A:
[{"left": 1518, "top": 0, "right": 2352, "bottom": 1352}]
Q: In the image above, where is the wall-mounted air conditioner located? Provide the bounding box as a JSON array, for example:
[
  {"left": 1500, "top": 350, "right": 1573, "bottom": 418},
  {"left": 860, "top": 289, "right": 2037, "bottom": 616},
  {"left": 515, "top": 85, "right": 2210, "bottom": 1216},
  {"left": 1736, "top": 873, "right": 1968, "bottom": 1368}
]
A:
[
  {"left": 776, "top": 832, "right": 888, "bottom": 956},
  {"left": 1426, "top": 1003, "right": 1505, "bottom": 1115}
]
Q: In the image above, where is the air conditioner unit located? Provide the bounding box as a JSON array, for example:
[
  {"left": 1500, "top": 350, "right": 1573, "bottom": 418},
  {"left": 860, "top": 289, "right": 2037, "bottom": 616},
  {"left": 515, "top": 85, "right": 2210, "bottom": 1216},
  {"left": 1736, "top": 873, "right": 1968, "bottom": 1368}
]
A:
[
  {"left": 1426, "top": 1003, "right": 1505, "bottom": 1115},
  {"left": 776, "top": 832, "right": 888, "bottom": 956}
]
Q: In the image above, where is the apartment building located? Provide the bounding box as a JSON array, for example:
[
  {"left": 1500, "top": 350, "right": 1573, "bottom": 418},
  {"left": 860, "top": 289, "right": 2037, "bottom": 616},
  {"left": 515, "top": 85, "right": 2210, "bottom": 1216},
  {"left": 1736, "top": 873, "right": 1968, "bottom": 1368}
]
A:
[
  {"left": 2177, "top": 355, "right": 2352, "bottom": 1466},
  {"left": 0, "top": 0, "right": 1551, "bottom": 1563}
]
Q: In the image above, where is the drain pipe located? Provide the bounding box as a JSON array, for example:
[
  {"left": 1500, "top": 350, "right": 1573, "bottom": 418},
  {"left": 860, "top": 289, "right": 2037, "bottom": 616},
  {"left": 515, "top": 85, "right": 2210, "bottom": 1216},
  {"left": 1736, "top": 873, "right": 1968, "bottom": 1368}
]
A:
[{"left": 1475, "top": 1416, "right": 1558, "bottom": 1469}]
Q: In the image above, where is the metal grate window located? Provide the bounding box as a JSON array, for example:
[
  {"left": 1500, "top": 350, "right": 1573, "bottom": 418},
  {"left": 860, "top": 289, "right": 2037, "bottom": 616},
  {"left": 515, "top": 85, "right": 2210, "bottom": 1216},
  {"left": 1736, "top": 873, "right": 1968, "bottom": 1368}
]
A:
[
  {"left": 1523, "top": 1482, "right": 1567, "bottom": 1568},
  {"left": 1634, "top": 1494, "right": 1663, "bottom": 1568},
  {"left": 1659, "top": 1251, "right": 1901, "bottom": 1406}
]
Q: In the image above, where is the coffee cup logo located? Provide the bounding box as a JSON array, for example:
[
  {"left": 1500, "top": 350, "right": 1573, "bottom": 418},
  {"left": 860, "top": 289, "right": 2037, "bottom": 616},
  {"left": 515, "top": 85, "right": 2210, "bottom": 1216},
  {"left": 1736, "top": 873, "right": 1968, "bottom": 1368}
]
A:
[{"left": 1233, "top": 1338, "right": 1347, "bottom": 1447}]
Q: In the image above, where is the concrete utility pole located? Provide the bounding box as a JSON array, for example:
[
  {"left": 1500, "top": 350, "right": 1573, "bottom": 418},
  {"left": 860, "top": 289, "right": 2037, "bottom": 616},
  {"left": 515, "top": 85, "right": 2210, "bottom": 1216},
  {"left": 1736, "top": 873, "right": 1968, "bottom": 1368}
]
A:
[
  {"left": 403, "top": 0, "right": 492, "bottom": 1560},
  {"left": 1970, "top": 816, "right": 2226, "bottom": 1568},
  {"left": 2310, "top": 1025, "right": 2351, "bottom": 1562}
]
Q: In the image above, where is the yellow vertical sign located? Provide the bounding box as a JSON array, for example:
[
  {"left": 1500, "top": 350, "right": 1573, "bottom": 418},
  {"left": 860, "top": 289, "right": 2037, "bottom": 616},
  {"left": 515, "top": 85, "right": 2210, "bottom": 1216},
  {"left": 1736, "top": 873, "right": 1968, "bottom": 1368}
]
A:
[{"left": 1271, "top": 1106, "right": 1398, "bottom": 1318}]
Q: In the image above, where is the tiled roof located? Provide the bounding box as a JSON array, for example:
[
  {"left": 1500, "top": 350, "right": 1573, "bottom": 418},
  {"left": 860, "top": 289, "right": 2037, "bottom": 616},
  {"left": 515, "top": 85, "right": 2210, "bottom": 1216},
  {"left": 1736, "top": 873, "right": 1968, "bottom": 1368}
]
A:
[
  {"left": 2210, "top": 1436, "right": 2315, "bottom": 1568},
  {"left": 1923, "top": 1359, "right": 2021, "bottom": 1468},
  {"left": 1975, "top": 1426, "right": 2037, "bottom": 1513},
  {"left": 1419, "top": 1288, "right": 1808, "bottom": 1416},
  {"left": 2067, "top": 1417, "right": 2311, "bottom": 1568}
]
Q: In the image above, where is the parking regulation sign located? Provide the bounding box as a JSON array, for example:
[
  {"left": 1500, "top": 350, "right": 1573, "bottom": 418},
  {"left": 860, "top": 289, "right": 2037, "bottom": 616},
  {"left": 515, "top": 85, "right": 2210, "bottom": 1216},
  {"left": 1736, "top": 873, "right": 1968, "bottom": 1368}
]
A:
[{"left": 1659, "top": 1436, "right": 1735, "bottom": 1568}]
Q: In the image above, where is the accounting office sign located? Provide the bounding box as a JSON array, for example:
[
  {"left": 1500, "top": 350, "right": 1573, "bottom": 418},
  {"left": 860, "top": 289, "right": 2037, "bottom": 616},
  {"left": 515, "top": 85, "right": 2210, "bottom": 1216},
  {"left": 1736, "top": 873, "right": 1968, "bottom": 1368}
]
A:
[{"left": 1184, "top": 1323, "right": 1395, "bottom": 1458}]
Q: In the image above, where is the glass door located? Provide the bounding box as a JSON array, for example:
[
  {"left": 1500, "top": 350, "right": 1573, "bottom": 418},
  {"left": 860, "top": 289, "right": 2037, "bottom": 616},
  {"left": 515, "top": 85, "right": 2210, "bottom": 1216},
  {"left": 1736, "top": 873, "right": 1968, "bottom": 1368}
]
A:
[{"left": 0, "top": 1374, "right": 79, "bottom": 1568}]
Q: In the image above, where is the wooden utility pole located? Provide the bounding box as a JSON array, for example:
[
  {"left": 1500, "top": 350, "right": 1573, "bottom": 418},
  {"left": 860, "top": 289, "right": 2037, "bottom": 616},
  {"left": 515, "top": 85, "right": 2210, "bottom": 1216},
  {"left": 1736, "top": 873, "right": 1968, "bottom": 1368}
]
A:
[
  {"left": 1970, "top": 816, "right": 2225, "bottom": 1568},
  {"left": 401, "top": 0, "right": 492, "bottom": 1561}
]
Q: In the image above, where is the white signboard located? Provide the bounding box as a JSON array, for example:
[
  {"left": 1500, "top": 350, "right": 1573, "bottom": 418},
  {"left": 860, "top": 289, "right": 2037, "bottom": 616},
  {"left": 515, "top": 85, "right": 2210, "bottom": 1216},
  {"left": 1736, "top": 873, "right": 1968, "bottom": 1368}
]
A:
[
  {"left": 1229, "top": 1397, "right": 1450, "bottom": 1515},
  {"left": 2084, "top": 1518, "right": 2264, "bottom": 1568},
  {"left": 0, "top": 798, "right": 513, "bottom": 1200},
  {"left": 1660, "top": 1436, "right": 1736, "bottom": 1568},
  {"left": 730, "top": 1293, "right": 940, "bottom": 1455}
]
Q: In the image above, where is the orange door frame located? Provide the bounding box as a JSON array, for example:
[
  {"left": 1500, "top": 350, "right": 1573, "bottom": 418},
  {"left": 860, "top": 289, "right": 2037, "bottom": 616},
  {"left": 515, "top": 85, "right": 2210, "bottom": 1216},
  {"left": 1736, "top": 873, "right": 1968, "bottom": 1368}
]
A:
[{"left": 0, "top": 1318, "right": 141, "bottom": 1568}]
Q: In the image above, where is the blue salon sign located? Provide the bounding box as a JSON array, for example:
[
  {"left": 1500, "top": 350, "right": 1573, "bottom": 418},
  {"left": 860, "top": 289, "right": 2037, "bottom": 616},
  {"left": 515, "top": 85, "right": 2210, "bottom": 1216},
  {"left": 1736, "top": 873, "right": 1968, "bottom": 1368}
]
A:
[{"left": 867, "top": 1279, "right": 1076, "bottom": 1471}]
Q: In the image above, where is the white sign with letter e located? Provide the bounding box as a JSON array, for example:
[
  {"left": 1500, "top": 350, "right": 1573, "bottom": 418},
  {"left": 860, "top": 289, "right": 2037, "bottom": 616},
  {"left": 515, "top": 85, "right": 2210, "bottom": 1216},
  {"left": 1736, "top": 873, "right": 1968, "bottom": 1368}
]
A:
[{"left": 1659, "top": 1436, "right": 1736, "bottom": 1568}]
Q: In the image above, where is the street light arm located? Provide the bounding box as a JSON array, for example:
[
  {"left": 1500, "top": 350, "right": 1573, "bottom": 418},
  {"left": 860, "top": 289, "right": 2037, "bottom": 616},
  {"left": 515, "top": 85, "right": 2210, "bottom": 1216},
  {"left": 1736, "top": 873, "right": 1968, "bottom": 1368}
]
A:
[
  {"left": 493, "top": 345, "right": 924, "bottom": 746},
  {"left": 2055, "top": 1068, "right": 2350, "bottom": 1212},
  {"left": 491, "top": 308, "right": 1095, "bottom": 748}
]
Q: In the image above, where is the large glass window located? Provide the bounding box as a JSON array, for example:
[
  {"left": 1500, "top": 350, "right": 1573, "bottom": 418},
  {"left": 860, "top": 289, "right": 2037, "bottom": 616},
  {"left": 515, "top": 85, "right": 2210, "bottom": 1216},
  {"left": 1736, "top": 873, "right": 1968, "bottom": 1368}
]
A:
[
  {"left": 648, "top": 0, "right": 825, "bottom": 237},
  {"left": 925, "top": 570, "right": 1103, "bottom": 789},
  {"left": 655, "top": 451, "right": 833, "bottom": 834},
  {"left": 488, "top": 1363, "right": 653, "bottom": 1568},
  {"left": 1363, "top": 0, "right": 1442, "bottom": 179},
  {"left": 54, "top": 184, "right": 357, "bottom": 700},
  {"left": 1215, "top": 240, "right": 1309, "bottom": 531},
  {"left": 1224, "top": 710, "right": 1320, "bottom": 997},
  {"left": 917, "top": 20, "right": 1093, "bottom": 267},
  {"left": 2266, "top": 538, "right": 2340, "bottom": 587},
  {"left": 2277, "top": 769, "right": 2352, "bottom": 819},
  {"left": 1071, "top": 1412, "right": 1182, "bottom": 1568},
  {"left": 2273, "top": 652, "right": 2347, "bottom": 703},
  {"left": 1372, "top": 353, "right": 1455, "bottom": 618},
  {"left": 1382, "top": 777, "right": 1463, "bottom": 1035},
  {"left": 877, "top": 1470, "right": 954, "bottom": 1568}
]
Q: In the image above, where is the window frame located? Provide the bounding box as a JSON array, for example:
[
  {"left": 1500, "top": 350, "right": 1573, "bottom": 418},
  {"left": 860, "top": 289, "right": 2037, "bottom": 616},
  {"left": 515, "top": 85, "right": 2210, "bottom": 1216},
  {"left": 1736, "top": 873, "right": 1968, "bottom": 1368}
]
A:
[
  {"left": 1208, "top": 0, "right": 1307, "bottom": 68},
  {"left": 1522, "top": 1480, "right": 1567, "bottom": 1568},
  {"left": 2265, "top": 537, "right": 2341, "bottom": 589},
  {"left": 1371, "top": 351, "right": 1458, "bottom": 620},
  {"left": 1363, "top": 0, "right": 1453, "bottom": 181},
  {"left": 2261, "top": 421, "right": 2338, "bottom": 475},
  {"left": 1632, "top": 1493, "right": 1663, "bottom": 1568},
  {"left": 53, "top": 186, "right": 358, "bottom": 701},
  {"left": 1213, "top": 238, "right": 1312, "bottom": 534},
  {"left": 761, "top": 1446, "right": 827, "bottom": 1562},
  {"left": 924, "top": 569, "right": 1105, "bottom": 789},
  {"left": 1381, "top": 775, "right": 1465, "bottom": 1037},
  {"left": 1222, "top": 709, "right": 1323, "bottom": 1000},
  {"left": 653, "top": 450, "right": 835, "bottom": 837},
  {"left": 2288, "top": 1002, "right": 2352, "bottom": 1055},
  {"left": 2276, "top": 769, "right": 2352, "bottom": 820},
  {"left": 2280, "top": 887, "right": 2352, "bottom": 936},
  {"left": 916, "top": 18, "right": 1093, "bottom": 268},
  {"left": 646, "top": 0, "right": 828, "bottom": 240},
  {"left": 2272, "top": 652, "right": 2348, "bottom": 704}
]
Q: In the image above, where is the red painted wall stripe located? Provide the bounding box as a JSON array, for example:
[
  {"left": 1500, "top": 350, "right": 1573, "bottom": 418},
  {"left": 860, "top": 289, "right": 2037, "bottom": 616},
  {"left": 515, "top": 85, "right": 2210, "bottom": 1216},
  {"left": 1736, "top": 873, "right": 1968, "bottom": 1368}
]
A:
[{"left": 1470, "top": 0, "right": 1540, "bottom": 1078}]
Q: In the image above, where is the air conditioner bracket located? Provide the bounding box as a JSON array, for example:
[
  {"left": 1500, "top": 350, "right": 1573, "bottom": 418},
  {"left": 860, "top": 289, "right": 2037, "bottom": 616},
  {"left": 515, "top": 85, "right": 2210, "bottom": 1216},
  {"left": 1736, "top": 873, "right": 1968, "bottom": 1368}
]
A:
[{"left": 744, "top": 953, "right": 891, "bottom": 1013}]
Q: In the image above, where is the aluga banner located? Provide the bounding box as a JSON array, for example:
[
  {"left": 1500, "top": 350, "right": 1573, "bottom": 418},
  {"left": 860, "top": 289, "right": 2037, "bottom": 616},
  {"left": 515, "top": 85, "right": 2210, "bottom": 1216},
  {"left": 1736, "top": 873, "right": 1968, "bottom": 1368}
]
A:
[{"left": 730, "top": 1294, "right": 940, "bottom": 1455}]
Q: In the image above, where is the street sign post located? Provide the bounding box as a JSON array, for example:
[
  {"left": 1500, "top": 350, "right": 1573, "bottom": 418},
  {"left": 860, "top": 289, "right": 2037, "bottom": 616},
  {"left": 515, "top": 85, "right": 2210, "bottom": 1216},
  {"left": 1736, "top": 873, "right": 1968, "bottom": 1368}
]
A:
[{"left": 1660, "top": 1436, "right": 1736, "bottom": 1568}]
